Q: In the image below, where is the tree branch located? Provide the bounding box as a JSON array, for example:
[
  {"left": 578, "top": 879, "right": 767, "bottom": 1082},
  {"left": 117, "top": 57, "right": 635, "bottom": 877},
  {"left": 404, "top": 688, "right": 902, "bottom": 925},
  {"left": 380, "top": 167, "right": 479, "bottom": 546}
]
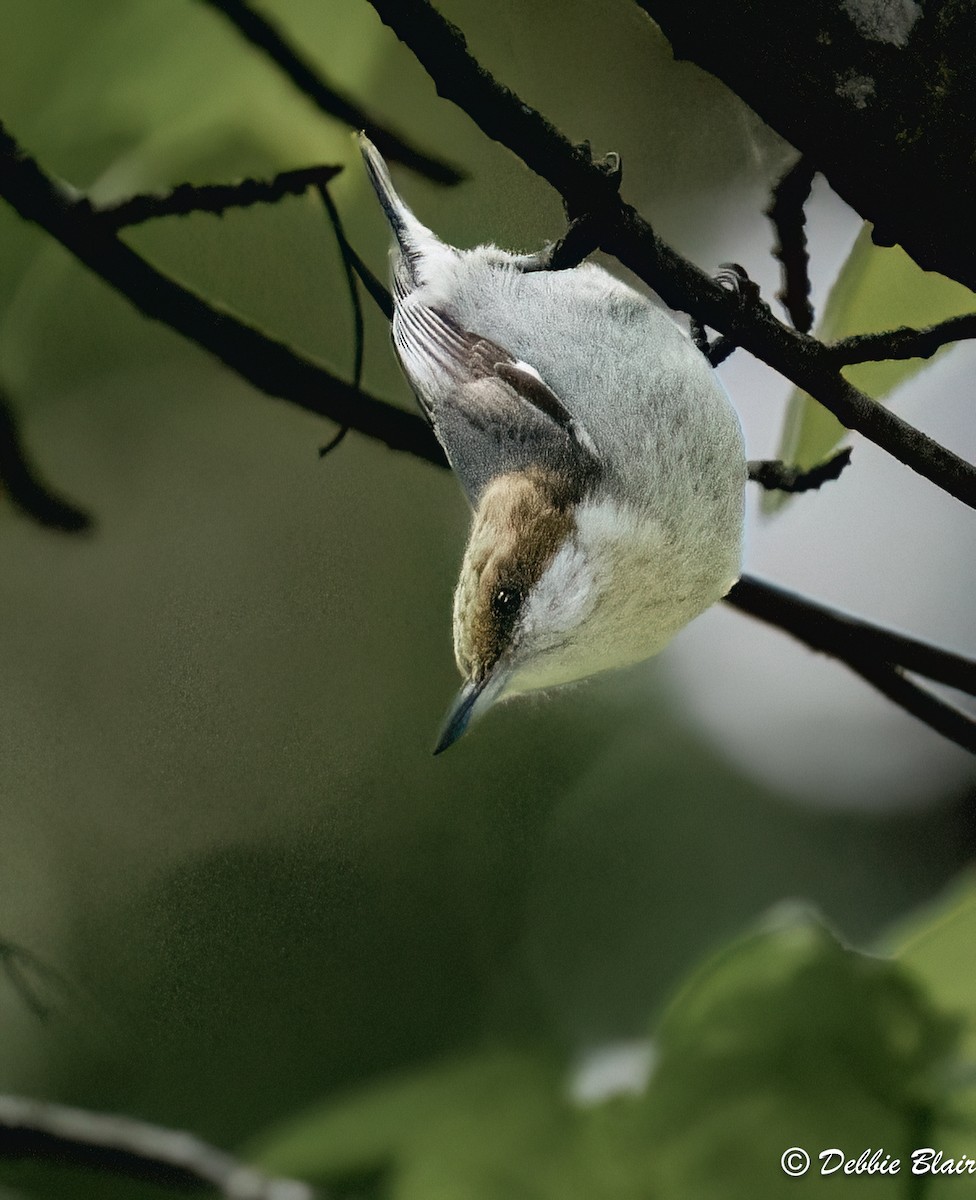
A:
[
  {"left": 0, "top": 390, "right": 92, "bottom": 532},
  {"left": 0, "top": 120, "right": 444, "bottom": 467},
  {"left": 841, "top": 659, "right": 976, "bottom": 756},
  {"left": 725, "top": 575, "right": 976, "bottom": 697},
  {"left": 0, "top": 1094, "right": 315, "bottom": 1199},
  {"left": 725, "top": 574, "right": 976, "bottom": 754},
  {"left": 362, "top": 0, "right": 976, "bottom": 511},
  {"left": 828, "top": 314, "right": 976, "bottom": 367},
  {"left": 196, "top": 0, "right": 462, "bottom": 185},
  {"left": 96, "top": 165, "right": 343, "bottom": 230}
]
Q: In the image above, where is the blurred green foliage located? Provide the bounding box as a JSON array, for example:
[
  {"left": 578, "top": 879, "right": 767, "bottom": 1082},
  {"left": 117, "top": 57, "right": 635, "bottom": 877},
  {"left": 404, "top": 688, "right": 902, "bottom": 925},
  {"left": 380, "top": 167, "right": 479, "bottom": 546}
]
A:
[
  {"left": 255, "top": 893, "right": 976, "bottom": 1199},
  {"left": 0, "top": 2, "right": 974, "bottom": 1199}
]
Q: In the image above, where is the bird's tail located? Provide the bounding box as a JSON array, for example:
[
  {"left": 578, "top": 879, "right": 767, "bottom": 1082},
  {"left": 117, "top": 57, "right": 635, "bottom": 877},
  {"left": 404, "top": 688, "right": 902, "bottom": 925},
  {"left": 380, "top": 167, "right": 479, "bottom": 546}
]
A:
[
  {"left": 360, "top": 134, "right": 435, "bottom": 248},
  {"left": 358, "top": 133, "right": 412, "bottom": 241},
  {"left": 358, "top": 132, "right": 443, "bottom": 288}
]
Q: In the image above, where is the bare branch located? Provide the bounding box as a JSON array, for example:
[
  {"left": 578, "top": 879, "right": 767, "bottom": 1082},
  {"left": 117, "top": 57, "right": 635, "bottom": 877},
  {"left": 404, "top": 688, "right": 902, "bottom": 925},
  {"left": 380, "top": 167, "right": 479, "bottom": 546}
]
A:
[
  {"left": 196, "top": 0, "right": 462, "bottom": 185},
  {"left": 0, "top": 120, "right": 444, "bottom": 467},
  {"left": 362, "top": 0, "right": 976, "bottom": 511},
  {"left": 765, "top": 157, "right": 816, "bottom": 333},
  {"left": 725, "top": 575, "right": 976, "bottom": 697},
  {"left": 748, "top": 448, "right": 851, "bottom": 494},
  {"left": 725, "top": 574, "right": 976, "bottom": 752},
  {"left": 0, "top": 390, "right": 92, "bottom": 532},
  {"left": 0, "top": 1094, "right": 316, "bottom": 1199},
  {"left": 96, "top": 164, "right": 343, "bottom": 230},
  {"left": 842, "top": 660, "right": 976, "bottom": 756},
  {"left": 828, "top": 314, "right": 976, "bottom": 367}
]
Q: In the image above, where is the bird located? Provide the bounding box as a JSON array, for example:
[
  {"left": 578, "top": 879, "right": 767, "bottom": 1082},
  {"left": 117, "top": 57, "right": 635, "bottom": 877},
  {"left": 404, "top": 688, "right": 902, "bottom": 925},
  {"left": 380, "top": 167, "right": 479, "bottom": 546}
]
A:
[{"left": 358, "top": 133, "right": 746, "bottom": 753}]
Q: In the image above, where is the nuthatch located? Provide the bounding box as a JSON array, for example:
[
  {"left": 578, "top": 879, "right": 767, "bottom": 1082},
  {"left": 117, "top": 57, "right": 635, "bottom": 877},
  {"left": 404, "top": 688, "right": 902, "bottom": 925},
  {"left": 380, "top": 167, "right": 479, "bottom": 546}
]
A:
[{"left": 359, "top": 134, "right": 746, "bottom": 753}]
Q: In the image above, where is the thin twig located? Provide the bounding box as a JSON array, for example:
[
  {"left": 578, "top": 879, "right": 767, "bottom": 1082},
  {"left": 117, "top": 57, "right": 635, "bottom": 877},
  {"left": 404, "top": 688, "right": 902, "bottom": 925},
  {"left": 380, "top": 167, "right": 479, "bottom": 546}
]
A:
[
  {"left": 0, "top": 121, "right": 443, "bottom": 467},
  {"left": 0, "top": 1095, "right": 316, "bottom": 1199},
  {"left": 0, "top": 390, "right": 92, "bottom": 532},
  {"left": 362, "top": 0, "right": 976, "bottom": 510},
  {"left": 346, "top": 240, "right": 394, "bottom": 321},
  {"left": 316, "top": 183, "right": 362, "bottom": 455},
  {"left": 319, "top": 193, "right": 365, "bottom": 380},
  {"left": 196, "top": 0, "right": 462, "bottom": 185},
  {"left": 97, "top": 165, "right": 343, "bottom": 230},
  {"left": 828, "top": 313, "right": 976, "bottom": 366},
  {"left": 765, "top": 157, "right": 816, "bottom": 333},
  {"left": 748, "top": 448, "right": 852, "bottom": 493}
]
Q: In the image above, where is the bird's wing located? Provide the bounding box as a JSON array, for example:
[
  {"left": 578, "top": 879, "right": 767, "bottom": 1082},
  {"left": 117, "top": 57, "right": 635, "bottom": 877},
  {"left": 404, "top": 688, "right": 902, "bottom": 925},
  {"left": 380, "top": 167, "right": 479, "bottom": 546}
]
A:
[{"left": 393, "top": 300, "right": 600, "bottom": 506}]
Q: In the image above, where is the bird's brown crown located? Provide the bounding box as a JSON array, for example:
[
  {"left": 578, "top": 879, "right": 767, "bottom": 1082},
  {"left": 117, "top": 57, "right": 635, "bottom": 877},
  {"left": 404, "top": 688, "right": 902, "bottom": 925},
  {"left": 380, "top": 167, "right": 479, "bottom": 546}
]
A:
[{"left": 454, "top": 468, "right": 575, "bottom": 679}]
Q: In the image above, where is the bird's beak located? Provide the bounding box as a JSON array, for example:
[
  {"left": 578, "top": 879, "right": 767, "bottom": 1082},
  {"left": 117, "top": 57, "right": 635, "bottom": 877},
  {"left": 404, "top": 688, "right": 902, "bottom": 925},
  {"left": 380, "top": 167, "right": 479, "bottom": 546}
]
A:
[{"left": 433, "top": 667, "right": 509, "bottom": 755}]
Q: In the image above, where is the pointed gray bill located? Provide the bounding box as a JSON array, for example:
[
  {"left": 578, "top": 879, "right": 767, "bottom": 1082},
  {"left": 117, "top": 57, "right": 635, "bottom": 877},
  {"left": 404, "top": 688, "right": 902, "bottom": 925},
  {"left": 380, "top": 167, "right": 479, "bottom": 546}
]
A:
[{"left": 433, "top": 677, "right": 487, "bottom": 755}]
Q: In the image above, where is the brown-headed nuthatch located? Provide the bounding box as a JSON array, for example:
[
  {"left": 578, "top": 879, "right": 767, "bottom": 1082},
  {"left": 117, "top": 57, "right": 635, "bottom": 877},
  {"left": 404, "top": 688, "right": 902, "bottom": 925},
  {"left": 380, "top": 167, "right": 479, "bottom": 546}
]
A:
[{"left": 359, "top": 134, "right": 746, "bottom": 753}]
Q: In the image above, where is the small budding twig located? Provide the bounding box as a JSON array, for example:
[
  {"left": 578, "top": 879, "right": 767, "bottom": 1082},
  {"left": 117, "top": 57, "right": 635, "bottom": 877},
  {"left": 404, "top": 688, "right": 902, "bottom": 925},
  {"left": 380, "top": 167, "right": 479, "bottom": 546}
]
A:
[
  {"left": 766, "top": 156, "right": 817, "bottom": 333},
  {"left": 748, "top": 448, "right": 852, "bottom": 494},
  {"left": 96, "top": 165, "right": 343, "bottom": 230},
  {"left": 828, "top": 313, "right": 976, "bottom": 366}
]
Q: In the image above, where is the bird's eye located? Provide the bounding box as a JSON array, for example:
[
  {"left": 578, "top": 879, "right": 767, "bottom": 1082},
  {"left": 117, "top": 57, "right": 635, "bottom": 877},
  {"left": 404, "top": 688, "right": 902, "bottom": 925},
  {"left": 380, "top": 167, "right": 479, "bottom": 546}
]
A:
[{"left": 491, "top": 585, "right": 523, "bottom": 618}]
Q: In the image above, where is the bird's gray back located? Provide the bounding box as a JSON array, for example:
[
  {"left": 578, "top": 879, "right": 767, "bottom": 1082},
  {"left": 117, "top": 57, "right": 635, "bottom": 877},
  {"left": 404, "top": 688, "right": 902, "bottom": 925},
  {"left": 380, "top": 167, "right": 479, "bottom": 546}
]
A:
[{"left": 439, "top": 253, "right": 745, "bottom": 522}]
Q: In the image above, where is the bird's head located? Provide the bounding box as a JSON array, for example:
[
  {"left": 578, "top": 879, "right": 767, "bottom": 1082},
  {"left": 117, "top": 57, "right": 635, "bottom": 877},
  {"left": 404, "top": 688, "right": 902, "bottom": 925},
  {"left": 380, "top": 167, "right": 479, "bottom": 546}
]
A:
[{"left": 434, "top": 467, "right": 598, "bottom": 753}]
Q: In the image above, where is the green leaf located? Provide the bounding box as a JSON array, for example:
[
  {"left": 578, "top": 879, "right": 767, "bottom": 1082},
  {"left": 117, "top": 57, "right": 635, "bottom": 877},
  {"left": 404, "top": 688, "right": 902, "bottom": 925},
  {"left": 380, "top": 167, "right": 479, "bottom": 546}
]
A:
[{"left": 769, "top": 224, "right": 975, "bottom": 512}]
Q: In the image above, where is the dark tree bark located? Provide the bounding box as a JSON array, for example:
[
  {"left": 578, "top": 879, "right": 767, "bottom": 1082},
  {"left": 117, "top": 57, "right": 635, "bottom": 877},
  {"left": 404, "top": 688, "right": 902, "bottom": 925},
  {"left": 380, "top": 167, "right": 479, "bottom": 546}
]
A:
[{"left": 634, "top": 0, "right": 976, "bottom": 291}]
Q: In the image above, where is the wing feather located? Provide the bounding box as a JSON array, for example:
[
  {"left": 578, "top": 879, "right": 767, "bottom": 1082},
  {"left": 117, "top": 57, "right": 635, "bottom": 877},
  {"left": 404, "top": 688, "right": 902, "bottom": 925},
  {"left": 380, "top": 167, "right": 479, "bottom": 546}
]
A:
[{"left": 393, "top": 301, "right": 600, "bottom": 505}]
